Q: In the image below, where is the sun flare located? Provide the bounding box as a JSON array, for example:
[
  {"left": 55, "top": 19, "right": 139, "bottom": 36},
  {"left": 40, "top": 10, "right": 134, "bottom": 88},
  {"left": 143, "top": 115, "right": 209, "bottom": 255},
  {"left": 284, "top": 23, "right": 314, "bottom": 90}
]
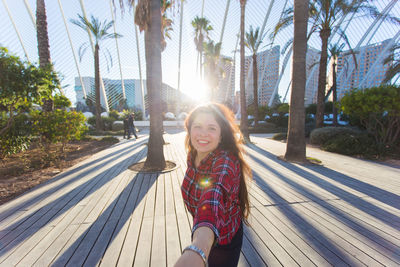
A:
[{"left": 182, "top": 76, "right": 210, "bottom": 104}]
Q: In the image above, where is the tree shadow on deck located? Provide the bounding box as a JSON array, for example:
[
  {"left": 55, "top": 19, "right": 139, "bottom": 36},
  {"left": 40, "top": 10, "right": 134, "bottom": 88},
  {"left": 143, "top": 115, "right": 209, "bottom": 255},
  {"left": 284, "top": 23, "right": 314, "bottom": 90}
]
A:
[
  {"left": 0, "top": 139, "right": 147, "bottom": 221},
  {"left": 245, "top": 144, "right": 400, "bottom": 265},
  {"left": 52, "top": 171, "right": 160, "bottom": 266},
  {"left": 0, "top": 139, "right": 147, "bottom": 262}
]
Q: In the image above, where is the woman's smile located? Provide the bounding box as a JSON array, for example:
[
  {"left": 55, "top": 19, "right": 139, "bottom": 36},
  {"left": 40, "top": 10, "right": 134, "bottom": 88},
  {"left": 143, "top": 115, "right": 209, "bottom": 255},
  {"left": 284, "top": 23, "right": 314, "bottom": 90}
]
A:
[{"left": 190, "top": 112, "right": 221, "bottom": 161}]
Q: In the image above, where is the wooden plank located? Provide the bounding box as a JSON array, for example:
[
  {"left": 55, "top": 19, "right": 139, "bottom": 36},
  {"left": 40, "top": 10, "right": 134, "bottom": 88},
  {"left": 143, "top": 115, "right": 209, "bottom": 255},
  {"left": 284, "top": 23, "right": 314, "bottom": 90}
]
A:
[
  {"left": 63, "top": 166, "right": 131, "bottom": 266},
  {"left": 117, "top": 173, "right": 151, "bottom": 266},
  {"left": 246, "top": 214, "right": 299, "bottom": 266},
  {"left": 151, "top": 216, "right": 166, "bottom": 267},
  {"left": 83, "top": 171, "right": 135, "bottom": 266},
  {"left": 133, "top": 217, "right": 153, "bottom": 267},
  {"left": 14, "top": 204, "right": 84, "bottom": 266},
  {"left": 241, "top": 233, "right": 270, "bottom": 267},
  {"left": 298, "top": 202, "right": 400, "bottom": 265},
  {"left": 98, "top": 173, "right": 143, "bottom": 267},
  {"left": 251, "top": 207, "right": 321, "bottom": 266},
  {"left": 253, "top": 205, "right": 332, "bottom": 266},
  {"left": 47, "top": 167, "right": 135, "bottom": 266},
  {"left": 238, "top": 252, "right": 251, "bottom": 267}
]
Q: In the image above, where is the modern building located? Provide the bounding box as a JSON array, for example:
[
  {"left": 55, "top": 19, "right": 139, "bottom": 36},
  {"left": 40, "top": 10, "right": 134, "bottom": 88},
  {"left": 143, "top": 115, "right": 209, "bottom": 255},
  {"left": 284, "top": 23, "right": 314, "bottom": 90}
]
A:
[
  {"left": 74, "top": 77, "right": 191, "bottom": 115},
  {"left": 74, "top": 77, "right": 144, "bottom": 111},
  {"left": 305, "top": 46, "right": 320, "bottom": 105},
  {"left": 333, "top": 39, "right": 392, "bottom": 99},
  {"left": 244, "top": 45, "right": 280, "bottom": 106}
]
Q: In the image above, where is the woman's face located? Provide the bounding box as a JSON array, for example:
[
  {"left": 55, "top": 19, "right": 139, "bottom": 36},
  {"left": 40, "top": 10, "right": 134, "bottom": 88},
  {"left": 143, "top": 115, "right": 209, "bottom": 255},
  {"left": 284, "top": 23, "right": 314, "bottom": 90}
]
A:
[{"left": 190, "top": 112, "right": 221, "bottom": 160}]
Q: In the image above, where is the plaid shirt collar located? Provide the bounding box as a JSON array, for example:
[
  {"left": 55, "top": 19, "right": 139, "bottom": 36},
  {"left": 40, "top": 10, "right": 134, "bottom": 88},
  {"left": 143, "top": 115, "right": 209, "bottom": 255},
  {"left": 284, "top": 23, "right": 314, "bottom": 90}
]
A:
[{"left": 187, "top": 148, "right": 222, "bottom": 171}]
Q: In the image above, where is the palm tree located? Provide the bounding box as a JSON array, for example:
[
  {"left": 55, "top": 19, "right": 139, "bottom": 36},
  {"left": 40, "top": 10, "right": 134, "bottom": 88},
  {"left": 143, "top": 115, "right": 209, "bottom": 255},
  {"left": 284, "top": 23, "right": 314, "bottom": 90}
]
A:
[
  {"left": 134, "top": 0, "right": 166, "bottom": 170},
  {"left": 284, "top": 0, "right": 308, "bottom": 163},
  {"left": 203, "top": 40, "right": 229, "bottom": 102},
  {"left": 70, "top": 14, "right": 121, "bottom": 131},
  {"left": 161, "top": 0, "right": 173, "bottom": 52},
  {"left": 245, "top": 26, "right": 264, "bottom": 128},
  {"left": 383, "top": 44, "right": 400, "bottom": 84},
  {"left": 275, "top": 0, "right": 384, "bottom": 128},
  {"left": 328, "top": 43, "right": 345, "bottom": 126},
  {"left": 239, "top": 0, "right": 250, "bottom": 142},
  {"left": 36, "top": 0, "right": 54, "bottom": 112},
  {"left": 191, "top": 16, "right": 213, "bottom": 78}
]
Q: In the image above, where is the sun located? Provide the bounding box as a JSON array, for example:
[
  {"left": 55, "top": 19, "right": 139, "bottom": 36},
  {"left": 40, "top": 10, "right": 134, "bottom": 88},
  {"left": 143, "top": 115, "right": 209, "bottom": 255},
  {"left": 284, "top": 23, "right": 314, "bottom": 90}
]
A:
[{"left": 181, "top": 75, "right": 210, "bottom": 104}]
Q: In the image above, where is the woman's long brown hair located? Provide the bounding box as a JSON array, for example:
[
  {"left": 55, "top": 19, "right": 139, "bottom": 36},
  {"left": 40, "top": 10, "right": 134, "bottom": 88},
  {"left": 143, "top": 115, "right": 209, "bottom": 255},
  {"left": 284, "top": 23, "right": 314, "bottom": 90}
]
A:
[{"left": 184, "top": 103, "right": 252, "bottom": 224}]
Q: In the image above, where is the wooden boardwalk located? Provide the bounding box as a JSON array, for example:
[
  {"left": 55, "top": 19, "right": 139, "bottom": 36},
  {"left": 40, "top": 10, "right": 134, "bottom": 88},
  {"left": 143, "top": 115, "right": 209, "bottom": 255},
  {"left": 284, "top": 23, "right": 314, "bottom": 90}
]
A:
[{"left": 0, "top": 130, "right": 399, "bottom": 266}]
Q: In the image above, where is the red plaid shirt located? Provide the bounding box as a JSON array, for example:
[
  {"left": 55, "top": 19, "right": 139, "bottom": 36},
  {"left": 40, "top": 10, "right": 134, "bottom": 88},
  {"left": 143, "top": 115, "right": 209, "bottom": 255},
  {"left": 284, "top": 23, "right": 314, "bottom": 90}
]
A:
[{"left": 181, "top": 148, "right": 242, "bottom": 245}]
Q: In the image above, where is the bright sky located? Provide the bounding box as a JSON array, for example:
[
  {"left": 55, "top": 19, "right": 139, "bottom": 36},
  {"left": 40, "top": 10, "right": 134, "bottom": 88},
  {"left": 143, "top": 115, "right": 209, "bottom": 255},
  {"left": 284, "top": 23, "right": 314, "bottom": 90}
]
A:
[{"left": 1, "top": 0, "right": 399, "bottom": 105}]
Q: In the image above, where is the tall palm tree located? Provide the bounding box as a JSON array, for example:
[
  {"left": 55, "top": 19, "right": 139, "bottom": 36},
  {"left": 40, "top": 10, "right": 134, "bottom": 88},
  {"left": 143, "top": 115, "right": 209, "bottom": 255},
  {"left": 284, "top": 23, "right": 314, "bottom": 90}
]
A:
[
  {"left": 70, "top": 14, "right": 121, "bottom": 131},
  {"left": 191, "top": 16, "right": 213, "bottom": 78},
  {"left": 36, "top": 0, "right": 54, "bottom": 112},
  {"left": 245, "top": 25, "right": 264, "bottom": 128},
  {"left": 328, "top": 43, "right": 345, "bottom": 126},
  {"left": 383, "top": 44, "right": 400, "bottom": 84},
  {"left": 161, "top": 0, "right": 173, "bottom": 52},
  {"left": 284, "top": 0, "right": 308, "bottom": 163},
  {"left": 275, "top": 0, "right": 384, "bottom": 128},
  {"left": 203, "top": 40, "right": 226, "bottom": 101},
  {"left": 134, "top": 0, "right": 166, "bottom": 169},
  {"left": 239, "top": 0, "right": 249, "bottom": 142}
]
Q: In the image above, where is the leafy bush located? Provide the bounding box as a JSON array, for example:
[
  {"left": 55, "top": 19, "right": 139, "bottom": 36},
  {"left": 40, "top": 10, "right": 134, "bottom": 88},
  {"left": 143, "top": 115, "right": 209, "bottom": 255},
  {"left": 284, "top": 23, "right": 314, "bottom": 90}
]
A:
[
  {"left": 321, "top": 133, "right": 377, "bottom": 156},
  {"left": 272, "top": 132, "right": 287, "bottom": 141},
  {"left": 249, "top": 122, "right": 286, "bottom": 133},
  {"left": 0, "top": 113, "right": 32, "bottom": 158},
  {"left": 268, "top": 115, "right": 288, "bottom": 127},
  {"left": 310, "top": 127, "right": 361, "bottom": 145},
  {"left": 102, "top": 116, "right": 115, "bottom": 131},
  {"left": 108, "top": 110, "right": 120, "bottom": 120},
  {"left": 30, "top": 110, "right": 87, "bottom": 164},
  {"left": 340, "top": 85, "right": 400, "bottom": 147},
  {"left": 54, "top": 94, "right": 71, "bottom": 109}
]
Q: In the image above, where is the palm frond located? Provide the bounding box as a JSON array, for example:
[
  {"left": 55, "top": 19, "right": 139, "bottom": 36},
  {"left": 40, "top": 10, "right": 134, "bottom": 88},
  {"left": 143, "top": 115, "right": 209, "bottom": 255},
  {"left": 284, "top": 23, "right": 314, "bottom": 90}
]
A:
[{"left": 78, "top": 43, "right": 89, "bottom": 62}]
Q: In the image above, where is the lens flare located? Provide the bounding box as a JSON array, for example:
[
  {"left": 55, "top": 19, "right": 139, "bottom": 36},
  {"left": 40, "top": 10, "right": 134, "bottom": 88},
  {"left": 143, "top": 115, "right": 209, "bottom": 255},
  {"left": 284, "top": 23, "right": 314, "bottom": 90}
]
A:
[{"left": 199, "top": 176, "right": 212, "bottom": 189}]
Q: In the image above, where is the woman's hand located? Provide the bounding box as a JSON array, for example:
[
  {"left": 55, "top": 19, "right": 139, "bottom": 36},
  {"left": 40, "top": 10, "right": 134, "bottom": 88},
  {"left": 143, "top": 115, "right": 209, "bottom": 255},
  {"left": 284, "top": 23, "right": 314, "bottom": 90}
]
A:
[{"left": 174, "top": 226, "right": 215, "bottom": 267}]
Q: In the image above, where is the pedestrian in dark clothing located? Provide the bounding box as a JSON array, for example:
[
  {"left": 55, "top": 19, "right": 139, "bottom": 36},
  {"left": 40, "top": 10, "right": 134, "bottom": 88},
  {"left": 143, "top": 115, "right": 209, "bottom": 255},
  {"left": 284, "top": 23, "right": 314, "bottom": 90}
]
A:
[
  {"left": 123, "top": 117, "right": 129, "bottom": 139},
  {"left": 128, "top": 113, "right": 138, "bottom": 139}
]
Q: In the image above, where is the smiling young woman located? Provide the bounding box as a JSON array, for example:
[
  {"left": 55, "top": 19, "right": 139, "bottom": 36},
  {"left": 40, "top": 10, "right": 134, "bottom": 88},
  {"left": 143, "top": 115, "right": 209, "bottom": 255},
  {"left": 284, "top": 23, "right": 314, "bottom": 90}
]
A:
[{"left": 175, "top": 103, "right": 252, "bottom": 267}]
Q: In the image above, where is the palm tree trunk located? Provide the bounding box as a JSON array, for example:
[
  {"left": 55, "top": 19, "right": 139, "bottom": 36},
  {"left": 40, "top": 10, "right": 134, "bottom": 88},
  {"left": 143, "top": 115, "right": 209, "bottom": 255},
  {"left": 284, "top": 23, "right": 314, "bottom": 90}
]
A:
[
  {"left": 315, "top": 28, "right": 331, "bottom": 128},
  {"left": 332, "top": 61, "right": 338, "bottom": 126},
  {"left": 94, "top": 44, "right": 102, "bottom": 131},
  {"left": 144, "top": 0, "right": 166, "bottom": 170},
  {"left": 36, "top": 0, "right": 50, "bottom": 68},
  {"left": 252, "top": 53, "right": 259, "bottom": 128},
  {"left": 284, "top": 0, "right": 308, "bottom": 162},
  {"left": 240, "top": 0, "right": 249, "bottom": 141},
  {"left": 36, "top": 0, "right": 53, "bottom": 112}
]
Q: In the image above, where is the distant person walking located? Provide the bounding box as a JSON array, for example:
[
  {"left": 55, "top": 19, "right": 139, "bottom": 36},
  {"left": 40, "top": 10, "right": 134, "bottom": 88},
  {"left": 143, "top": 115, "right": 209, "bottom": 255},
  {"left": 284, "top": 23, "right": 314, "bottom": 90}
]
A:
[{"left": 128, "top": 113, "right": 138, "bottom": 140}]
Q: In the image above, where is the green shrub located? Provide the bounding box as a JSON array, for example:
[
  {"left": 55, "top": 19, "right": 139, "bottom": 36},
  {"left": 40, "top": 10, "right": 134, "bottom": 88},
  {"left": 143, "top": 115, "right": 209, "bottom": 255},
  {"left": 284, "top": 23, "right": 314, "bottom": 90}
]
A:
[
  {"left": 310, "top": 127, "right": 361, "bottom": 145},
  {"left": 272, "top": 132, "right": 287, "bottom": 141},
  {"left": 87, "top": 116, "right": 96, "bottom": 128},
  {"left": 30, "top": 110, "right": 87, "bottom": 164},
  {"left": 249, "top": 122, "right": 286, "bottom": 133},
  {"left": 0, "top": 113, "right": 32, "bottom": 158},
  {"left": 321, "top": 133, "right": 377, "bottom": 156},
  {"left": 108, "top": 110, "right": 120, "bottom": 120},
  {"left": 102, "top": 116, "right": 115, "bottom": 131},
  {"left": 340, "top": 85, "right": 400, "bottom": 147},
  {"left": 268, "top": 115, "right": 288, "bottom": 128}
]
